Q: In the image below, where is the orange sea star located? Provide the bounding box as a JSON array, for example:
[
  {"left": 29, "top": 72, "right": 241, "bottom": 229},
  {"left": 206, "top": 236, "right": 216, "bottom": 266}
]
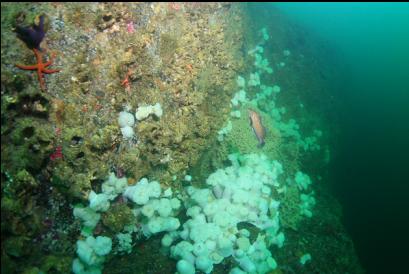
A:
[
  {"left": 121, "top": 69, "right": 133, "bottom": 92},
  {"left": 15, "top": 48, "right": 60, "bottom": 91}
]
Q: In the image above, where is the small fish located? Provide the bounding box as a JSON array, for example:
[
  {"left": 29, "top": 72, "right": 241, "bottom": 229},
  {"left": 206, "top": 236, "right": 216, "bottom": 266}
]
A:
[{"left": 248, "top": 109, "right": 266, "bottom": 148}]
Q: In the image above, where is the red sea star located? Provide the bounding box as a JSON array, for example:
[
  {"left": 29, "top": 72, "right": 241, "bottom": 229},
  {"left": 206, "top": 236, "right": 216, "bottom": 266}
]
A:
[{"left": 15, "top": 48, "right": 60, "bottom": 91}]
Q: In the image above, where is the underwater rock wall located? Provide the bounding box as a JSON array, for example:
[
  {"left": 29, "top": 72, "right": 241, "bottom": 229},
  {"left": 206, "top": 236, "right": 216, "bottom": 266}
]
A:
[{"left": 1, "top": 3, "right": 245, "bottom": 273}]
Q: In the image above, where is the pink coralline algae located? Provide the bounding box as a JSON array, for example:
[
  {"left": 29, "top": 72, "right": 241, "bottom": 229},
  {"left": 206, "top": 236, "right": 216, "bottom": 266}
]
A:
[
  {"left": 168, "top": 2, "right": 181, "bottom": 11},
  {"left": 50, "top": 146, "right": 63, "bottom": 161},
  {"left": 55, "top": 127, "right": 62, "bottom": 136},
  {"left": 126, "top": 22, "right": 135, "bottom": 33}
]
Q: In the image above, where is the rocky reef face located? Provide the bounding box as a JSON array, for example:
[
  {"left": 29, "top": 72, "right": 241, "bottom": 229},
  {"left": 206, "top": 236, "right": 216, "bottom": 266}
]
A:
[{"left": 1, "top": 3, "right": 245, "bottom": 273}]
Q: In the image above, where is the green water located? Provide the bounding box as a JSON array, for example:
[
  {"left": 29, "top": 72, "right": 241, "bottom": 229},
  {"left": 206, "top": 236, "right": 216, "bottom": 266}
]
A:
[{"left": 273, "top": 3, "right": 409, "bottom": 274}]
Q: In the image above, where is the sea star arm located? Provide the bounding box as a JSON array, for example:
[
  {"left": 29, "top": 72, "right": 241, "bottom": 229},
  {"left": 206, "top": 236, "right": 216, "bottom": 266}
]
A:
[
  {"left": 15, "top": 64, "right": 37, "bottom": 70},
  {"left": 33, "top": 48, "right": 42, "bottom": 62},
  {"left": 37, "top": 70, "right": 46, "bottom": 90},
  {"left": 43, "top": 51, "right": 57, "bottom": 66}
]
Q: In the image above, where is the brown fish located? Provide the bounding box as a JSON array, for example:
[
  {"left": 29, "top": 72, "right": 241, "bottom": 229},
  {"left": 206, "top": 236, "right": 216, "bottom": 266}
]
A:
[{"left": 248, "top": 109, "right": 265, "bottom": 148}]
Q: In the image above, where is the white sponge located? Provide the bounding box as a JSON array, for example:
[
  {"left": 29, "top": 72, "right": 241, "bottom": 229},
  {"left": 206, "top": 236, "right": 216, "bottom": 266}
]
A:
[
  {"left": 196, "top": 255, "right": 213, "bottom": 273},
  {"left": 118, "top": 111, "right": 135, "bottom": 128},
  {"left": 135, "top": 103, "right": 163, "bottom": 120},
  {"left": 73, "top": 207, "right": 101, "bottom": 230},
  {"left": 118, "top": 110, "right": 135, "bottom": 139},
  {"left": 177, "top": 259, "right": 195, "bottom": 274},
  {"left": 89, "top": 191, "right": 110, "bottom": 212},
  {"left": 120, "top": 126, "right": 134, "bottom": 140},
  {"left": 146, "top": 216, "right": 180, "bottom": 234},
  {"left": 124, "top": 178, "right": 160, "bottom": 205},
  {"left": 73, "top": 236, "right": 112, "bottom": 274},
  {"left": 101, "top": 173, "right": 128, "bottom": 200}
]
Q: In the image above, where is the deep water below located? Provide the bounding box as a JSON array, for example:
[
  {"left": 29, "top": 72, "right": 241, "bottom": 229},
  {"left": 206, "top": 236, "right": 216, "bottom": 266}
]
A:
[{"left": 273, "top": 3, "right": 409, "bottom": 274}]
